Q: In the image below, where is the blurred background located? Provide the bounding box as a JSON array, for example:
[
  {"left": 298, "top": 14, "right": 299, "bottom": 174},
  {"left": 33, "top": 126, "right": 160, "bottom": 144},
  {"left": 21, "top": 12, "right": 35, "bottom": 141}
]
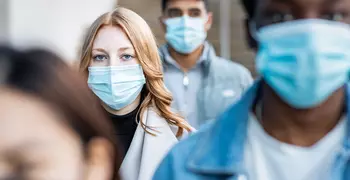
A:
[
  {"left": 118, "top": 0, "right": 255, "bottom": 75},
  {"left": 0, "top": 0, "right": 255, "bottom": 75},
  {"left": 0, "top": 0, "right": 117, "bottom": 63}
]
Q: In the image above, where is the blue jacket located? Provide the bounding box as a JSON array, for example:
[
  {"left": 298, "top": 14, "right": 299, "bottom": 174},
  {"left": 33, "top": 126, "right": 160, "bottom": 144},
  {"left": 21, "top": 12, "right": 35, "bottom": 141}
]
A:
[
  {"left": 160, "top": 42, "right": 253, "bottom": 126},
  {"left": 153, "top": 81, "right": 350, "bottom": 180}
]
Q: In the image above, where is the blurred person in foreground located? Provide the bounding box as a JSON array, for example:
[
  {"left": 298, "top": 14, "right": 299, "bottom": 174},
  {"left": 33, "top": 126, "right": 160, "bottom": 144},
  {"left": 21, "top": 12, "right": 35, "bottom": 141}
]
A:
[
  {"left": 0, "top": 46, "right": 120, "bottom": 180},
  {"left": 154, "top": 0, "right": 350, "bottom": 179},
  {"left": 79, "top": 7, "right": 193, "bottom": 180},
  {"left": 158, "top": 0, "right": 253, "bottom": 128}
]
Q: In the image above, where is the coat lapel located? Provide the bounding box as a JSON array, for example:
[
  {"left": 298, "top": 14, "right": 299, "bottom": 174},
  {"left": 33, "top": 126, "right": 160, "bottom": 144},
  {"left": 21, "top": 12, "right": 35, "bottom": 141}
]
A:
[{"left": 119, "top": 108, "right": 179, "bottom": 180}]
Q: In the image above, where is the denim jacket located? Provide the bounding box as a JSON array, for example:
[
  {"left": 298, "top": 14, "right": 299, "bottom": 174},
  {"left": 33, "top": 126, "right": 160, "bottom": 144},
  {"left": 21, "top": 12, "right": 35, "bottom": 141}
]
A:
[{"left": 153, "top": 81, "right": 350, "bottom": 180}]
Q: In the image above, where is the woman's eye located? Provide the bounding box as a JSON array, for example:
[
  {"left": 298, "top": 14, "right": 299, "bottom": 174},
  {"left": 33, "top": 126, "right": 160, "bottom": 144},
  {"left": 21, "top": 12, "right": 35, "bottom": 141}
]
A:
[
  {"left": 121, "top": 54, "right": 134, "bottom": 61},
  {"left": 93, "top": 55, "right": 107, "bottom": 61}
]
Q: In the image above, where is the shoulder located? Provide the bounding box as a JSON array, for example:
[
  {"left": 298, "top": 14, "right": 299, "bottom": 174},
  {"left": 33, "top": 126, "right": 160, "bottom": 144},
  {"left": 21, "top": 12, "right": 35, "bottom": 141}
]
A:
[
  {"left": 158, "top": 44, "right": 168, "bottom": 61},
  {"left": 169, "top": 120, "right": 213, "bottom": 154},
  {"left": 145, "top": 107, "right": 195, "bottom": 138},
  {"left": 143, "top": 107, "right": 171, "bottom": 128},
  {"left": 212, "top": 56, "right": 252, "bottom": 79},
  {"left": 153, "top": 122, "right": 214, "bottom": 179},
  {"left": 209, "top": 56, "right": 253, "bottom": 89}
]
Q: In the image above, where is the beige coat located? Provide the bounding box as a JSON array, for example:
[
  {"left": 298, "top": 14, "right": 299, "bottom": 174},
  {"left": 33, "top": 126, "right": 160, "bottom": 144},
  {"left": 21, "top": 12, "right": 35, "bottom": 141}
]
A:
[{"left": 119, "top": 107, "right": 189, "bottom": 180}]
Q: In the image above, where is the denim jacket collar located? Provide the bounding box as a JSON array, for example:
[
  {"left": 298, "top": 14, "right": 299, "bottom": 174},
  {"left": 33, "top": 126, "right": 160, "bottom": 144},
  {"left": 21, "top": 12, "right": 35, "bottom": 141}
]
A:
[{"left": 186, "top": 80, "right": 350, "bottom": 176}]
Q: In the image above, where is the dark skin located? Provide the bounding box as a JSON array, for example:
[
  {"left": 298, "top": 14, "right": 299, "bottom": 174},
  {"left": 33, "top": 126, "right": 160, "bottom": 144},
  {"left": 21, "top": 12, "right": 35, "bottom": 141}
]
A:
[
  {"left": 159, "top": 0, "right": 213, "bottom": 72},
  {"left": 260, "top": 83, "right": 345, "bottom": 146},
  {"left": 248, "top": 0, "right": 350, "bottom": 146}
]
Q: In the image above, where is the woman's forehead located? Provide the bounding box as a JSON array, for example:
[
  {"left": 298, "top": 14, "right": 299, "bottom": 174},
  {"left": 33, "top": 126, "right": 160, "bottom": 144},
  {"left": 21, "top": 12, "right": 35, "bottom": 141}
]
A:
[{"left": 92, "top": 26, "right": 134, "bottom": 52}]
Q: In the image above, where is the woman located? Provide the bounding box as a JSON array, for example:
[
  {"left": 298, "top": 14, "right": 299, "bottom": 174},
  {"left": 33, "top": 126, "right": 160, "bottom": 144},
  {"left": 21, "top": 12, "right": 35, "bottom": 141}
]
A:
[
  {"left": 0, "top": 46, "right": 120, "bottom": 180},
  {"left": 79, "top": 7, "right": 193, "bottom": 180}
]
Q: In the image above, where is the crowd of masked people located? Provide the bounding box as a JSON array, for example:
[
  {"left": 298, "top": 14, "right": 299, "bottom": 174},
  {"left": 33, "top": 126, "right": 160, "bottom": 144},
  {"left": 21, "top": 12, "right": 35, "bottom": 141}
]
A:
[{"left": 2, "top": 0, "right": 350, "bottom": 179}]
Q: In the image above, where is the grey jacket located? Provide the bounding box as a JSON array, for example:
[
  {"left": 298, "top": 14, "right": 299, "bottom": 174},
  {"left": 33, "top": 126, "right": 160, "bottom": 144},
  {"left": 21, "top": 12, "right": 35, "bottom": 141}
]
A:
[{"left": 160, "top": 43, "right": 253, "bottom": 126}]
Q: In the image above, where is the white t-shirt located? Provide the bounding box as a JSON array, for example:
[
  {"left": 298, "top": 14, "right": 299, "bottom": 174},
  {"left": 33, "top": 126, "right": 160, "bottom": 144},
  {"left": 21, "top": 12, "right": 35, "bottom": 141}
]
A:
[{"left": 244, "top": 113, "right": 346, "bottom": 180}]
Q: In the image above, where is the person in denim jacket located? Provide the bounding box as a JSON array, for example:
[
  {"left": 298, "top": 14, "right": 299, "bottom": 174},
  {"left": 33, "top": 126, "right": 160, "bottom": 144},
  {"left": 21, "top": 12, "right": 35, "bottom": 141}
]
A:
[{"left": 153, "top": 0, "right": 350, "bottom": 179}]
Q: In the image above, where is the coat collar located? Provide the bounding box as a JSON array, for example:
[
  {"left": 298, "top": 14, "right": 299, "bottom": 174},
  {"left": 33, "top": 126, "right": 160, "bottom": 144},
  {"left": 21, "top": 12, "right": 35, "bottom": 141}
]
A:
[
  {"left": 159, "top": 41, "right": 215, "bottom": 75},
  {"left": 186, "top": 80, "right": 350, "bottom": 175},
  {"left": 120, "top": 107, "right": 180, "bottom": 180}
]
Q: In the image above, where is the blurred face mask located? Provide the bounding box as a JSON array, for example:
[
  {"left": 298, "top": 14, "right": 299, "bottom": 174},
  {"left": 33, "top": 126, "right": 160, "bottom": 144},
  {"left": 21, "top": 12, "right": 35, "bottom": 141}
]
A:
[
  {"left": 164, "top": 15, "right": 207, "bottom": 54},
  {"left": 256, "top": 19, "right": 350, "bottom": 109},
  {"left": 88, "top": 65, "right": 146, "bottom": 110}
]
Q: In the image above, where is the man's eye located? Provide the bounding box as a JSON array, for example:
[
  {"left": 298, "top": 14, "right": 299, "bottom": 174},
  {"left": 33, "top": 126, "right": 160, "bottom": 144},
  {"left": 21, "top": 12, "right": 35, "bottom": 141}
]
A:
[
  {"left": 93, "top": 55, "right": 107, "bottom": 61},
  {"left": 189, "top": 10, "right": 201, "bottom": 17},
  {"left": 270, "top": 13, "right": 294, "bottom": 23},
  {"left": 168, "top": 10, "right": 183, "bottom": 18},
  {"left": 321, "top": 12, "right": 346, "bottom": 21}
]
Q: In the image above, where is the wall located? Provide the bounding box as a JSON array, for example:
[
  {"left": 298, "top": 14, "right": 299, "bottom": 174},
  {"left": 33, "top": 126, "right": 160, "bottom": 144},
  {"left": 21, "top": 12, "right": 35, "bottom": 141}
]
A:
[
  {"left": 118, "top": 0, "right": 256, "bottom": 75},
  {"left": 0, "top": 0, "right": 9, "bottom": 40},
  {"left": 4, "top": 0, "right": 117, "bottom": 63}
]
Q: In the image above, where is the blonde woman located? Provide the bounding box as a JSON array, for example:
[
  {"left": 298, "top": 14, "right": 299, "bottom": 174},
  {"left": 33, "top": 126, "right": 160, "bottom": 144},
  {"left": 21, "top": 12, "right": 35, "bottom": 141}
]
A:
[{"left": 79, "top": 7, "right": 193, "bottom": 180}]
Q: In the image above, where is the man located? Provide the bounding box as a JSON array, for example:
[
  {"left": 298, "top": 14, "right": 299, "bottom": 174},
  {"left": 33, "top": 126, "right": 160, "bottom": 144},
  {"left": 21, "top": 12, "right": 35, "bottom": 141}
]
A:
[
  {"left": 154, "top": 0, "right": 350, "bottom": 179},
  {"left": 159, "top": 0, "right": 253, "bottom": 128}
]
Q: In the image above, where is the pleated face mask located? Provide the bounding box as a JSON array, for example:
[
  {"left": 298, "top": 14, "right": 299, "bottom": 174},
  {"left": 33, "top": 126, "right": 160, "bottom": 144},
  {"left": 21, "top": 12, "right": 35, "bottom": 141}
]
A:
[
  {"left": 88, "top": 64, "right": 146, "bottom": 110},
  {"left": 164, "top": 15, "right": 207, "bottom": 54},
  {"left": 256, "top": 19, "right": 350, "bottom": 108}
]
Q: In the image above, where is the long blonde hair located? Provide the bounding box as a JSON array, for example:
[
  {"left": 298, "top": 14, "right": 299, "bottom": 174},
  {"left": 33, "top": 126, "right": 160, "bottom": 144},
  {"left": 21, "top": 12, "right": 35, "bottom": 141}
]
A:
[{"left": 79, "top": 7, "right": 191, "bottom": 137}]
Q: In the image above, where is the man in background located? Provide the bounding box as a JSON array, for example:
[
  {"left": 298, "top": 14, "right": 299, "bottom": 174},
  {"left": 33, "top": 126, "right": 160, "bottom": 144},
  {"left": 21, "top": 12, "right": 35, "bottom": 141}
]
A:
[{"left": 159, "top": 0, "right": 253, "bottom": 128}]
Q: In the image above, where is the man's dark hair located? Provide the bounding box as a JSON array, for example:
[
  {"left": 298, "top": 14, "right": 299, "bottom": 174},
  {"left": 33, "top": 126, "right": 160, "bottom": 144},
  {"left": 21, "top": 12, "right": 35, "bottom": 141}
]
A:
[
  {"left": 161, "top": 0, "right": 209, "bottom": 12},
  {"left": 240, "top": 0, "right": 256, "bottom": 19}
]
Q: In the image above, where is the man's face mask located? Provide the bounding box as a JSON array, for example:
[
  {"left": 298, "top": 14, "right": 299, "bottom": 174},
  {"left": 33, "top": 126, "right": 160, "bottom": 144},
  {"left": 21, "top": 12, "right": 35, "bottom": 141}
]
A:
[
  {"left": 254, "top": 19, "right": 350, "bottom": 108},
  {"left": 164, "top": 15, "right": 207, "bottom": 54}
]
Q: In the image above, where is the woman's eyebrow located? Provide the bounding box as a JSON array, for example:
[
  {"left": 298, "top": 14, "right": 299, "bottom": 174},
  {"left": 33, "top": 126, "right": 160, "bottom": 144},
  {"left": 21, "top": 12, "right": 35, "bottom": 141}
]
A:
[
  {"left": 92, "top": 48, "right": 108, "bottom": 54},
  {"left": 118, "top": 47, "right": 134, "bottom": 53}
]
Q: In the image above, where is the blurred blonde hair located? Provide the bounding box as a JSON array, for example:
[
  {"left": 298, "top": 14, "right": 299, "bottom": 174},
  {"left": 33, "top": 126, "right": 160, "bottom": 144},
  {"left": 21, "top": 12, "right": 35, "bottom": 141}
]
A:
[{"left": 79, "top": 7, "right": 191, "bottom": 137}]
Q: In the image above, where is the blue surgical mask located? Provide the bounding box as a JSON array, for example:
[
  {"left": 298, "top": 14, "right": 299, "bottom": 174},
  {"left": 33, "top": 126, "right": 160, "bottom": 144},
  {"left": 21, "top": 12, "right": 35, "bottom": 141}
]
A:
[
  {"left": 256, "top": 19, "right": 350, "bottom": 108},
  {"left": 164, "top": 15, "right": 207, "bottom": 54},
  {"left": 88, "top": 65, "right": 146, "bottom": 110}
]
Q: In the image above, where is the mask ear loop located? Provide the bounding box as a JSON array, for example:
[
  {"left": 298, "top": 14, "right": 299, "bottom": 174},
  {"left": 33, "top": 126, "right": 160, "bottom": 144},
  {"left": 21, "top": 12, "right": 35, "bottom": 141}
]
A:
[
  {"left": 248, "top": 20, "right": 259, "bottom": 42},
  {"left": 248, "top": 20, "right": 263, "bottom": 79}
]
